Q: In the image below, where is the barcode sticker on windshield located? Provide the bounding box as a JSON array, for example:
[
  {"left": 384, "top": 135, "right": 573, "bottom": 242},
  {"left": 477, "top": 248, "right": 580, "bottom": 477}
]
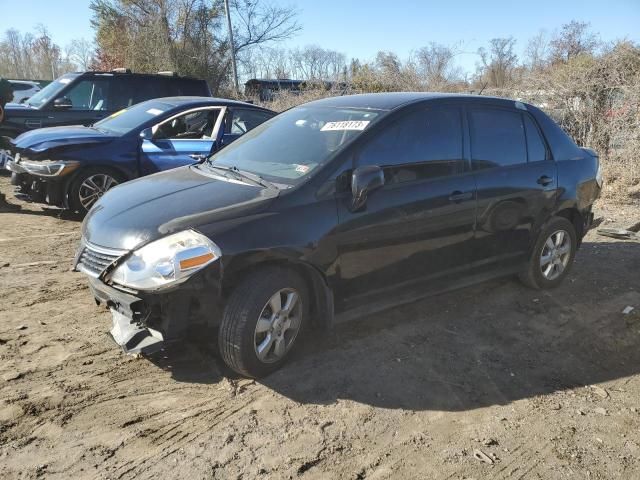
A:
[{"left": 321, "top": 121, "right": 370, "bottom": 131}]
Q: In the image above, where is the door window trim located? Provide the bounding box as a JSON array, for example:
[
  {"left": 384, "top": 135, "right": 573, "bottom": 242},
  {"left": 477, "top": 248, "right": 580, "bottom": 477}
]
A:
[
  {"left": 522, "top": 111, "right": 554, "bottom": 163},
  {"left": 151, "top": 106, "right": 226, "bottom": 141}
]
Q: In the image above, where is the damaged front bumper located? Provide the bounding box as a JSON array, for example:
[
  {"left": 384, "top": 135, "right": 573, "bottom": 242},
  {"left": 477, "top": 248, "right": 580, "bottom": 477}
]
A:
[
  {"left": 89, "top": 278, "right": 165, "bottom": 355},
  {"left": 86, "top": 263, "right": 224, "bottom": 355}
]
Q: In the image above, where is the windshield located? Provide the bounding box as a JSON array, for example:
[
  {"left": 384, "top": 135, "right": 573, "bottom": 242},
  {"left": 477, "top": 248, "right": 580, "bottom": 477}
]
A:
[
  {"left": 207, "top": 105, "right": 380, "bottom": 185},
  {"left": 25, "top": 74, "right": 77, "bottom": 108},
  {"left": 93, "top": 100, "right": 173, "bottom": 135}
]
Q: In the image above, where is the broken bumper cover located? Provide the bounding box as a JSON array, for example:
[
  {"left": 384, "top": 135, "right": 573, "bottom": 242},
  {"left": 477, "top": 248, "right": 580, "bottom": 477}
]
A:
[
  {"left": 87, "top": 265, "right": 224, "bottom": 355},
  {"left": 88, "top": 278, "right": 164, "bottom": 355}
]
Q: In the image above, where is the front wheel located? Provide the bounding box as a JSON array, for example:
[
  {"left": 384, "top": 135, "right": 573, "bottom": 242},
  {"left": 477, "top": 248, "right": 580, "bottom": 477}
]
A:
[
  {"left": 219, "top": 267, "right": 308, "bottom": 378},
  {"left": 519, "top": 217, "right": 577, "bottom": 289},
  {"left": 68, "top": 168, "right": 122, "bottom": 214}
]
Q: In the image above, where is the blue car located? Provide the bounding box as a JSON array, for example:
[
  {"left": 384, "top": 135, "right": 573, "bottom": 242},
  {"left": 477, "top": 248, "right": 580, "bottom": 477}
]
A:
[{"left": 7, "top": 97, "right": 275, "bottom": 213}]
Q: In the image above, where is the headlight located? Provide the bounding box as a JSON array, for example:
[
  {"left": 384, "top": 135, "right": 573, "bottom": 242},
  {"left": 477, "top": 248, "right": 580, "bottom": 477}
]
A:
[
  {"left": 596, "top": 161, "right": 603, "bottom": 188},
  {"left": 21, "top": 159, "right": 80, "bottom": 177},
  {"left": 108, "top": 230, "right": 221, "bottom": 291}
]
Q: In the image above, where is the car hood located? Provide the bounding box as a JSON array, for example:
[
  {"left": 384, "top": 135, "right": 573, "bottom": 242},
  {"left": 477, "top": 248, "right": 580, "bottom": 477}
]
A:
[
  {"left": 83, "top": 165, "right": 280, "bottom": 251},
  {"left": 12, "top": 126, "right": 116, "bottom": 153}
]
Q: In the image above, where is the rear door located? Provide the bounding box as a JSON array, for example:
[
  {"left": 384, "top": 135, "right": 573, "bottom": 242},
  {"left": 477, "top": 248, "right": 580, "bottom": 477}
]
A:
[
  {"left": 334, "top": 105, "right": 477, "bottom": 300},
  {"left": 139, "top": 106, "right": 225, "bottom": 175},
  {"left": 469, "top": 105, "right": 558, "bottom": 268},
  {"left": 220, "top": 108, "right": 275, "bottom": 147}
]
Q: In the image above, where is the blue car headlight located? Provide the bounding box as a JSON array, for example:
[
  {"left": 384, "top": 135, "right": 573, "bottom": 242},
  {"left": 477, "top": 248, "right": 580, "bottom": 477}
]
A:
[{"left": 20, "top": 159, "right": 80, "bottom": 177}]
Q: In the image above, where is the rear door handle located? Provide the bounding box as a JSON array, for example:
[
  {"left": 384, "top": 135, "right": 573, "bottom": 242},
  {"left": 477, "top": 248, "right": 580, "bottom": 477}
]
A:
[
  {"left": 449, "top": 191, "right": 473, "bottom": 202},
  {"left": 537, "top": 175, "right": 554, "bottom": 186}
]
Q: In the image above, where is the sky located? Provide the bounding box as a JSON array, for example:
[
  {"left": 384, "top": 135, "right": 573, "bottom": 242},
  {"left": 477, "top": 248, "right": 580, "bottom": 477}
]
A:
[{"left": 1, "top": 0, "right": 639, "bottom": 74}]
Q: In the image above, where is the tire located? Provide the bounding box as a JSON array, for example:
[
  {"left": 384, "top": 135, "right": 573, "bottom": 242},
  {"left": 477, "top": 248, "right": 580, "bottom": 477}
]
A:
[
  {"left": 68, "top": 167, "right": 123, "bottom": 214},
  {"left": 519, "top": 216, "right": 577, "bottom": 290},
  {"left": 219, "top": 267, "right": 309, "bottom": 378}
]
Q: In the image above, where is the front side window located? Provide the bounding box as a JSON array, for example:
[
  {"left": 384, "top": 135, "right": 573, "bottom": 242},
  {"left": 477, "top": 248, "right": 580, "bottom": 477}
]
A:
[
  {"left": 25, "top": 74, "right": 78, "bottom": 107},
  {"left": 470, "top": 108, "right": 527, "bottom": 169},
  {"left": 204, "top": 106, "right": 380, "bottom": 185},
  {"left": 60, "top": 79, "right": 110, "bottom": 111},
  {"left": 153, "top": 108, "right": 221, "bottom": 140},
  {"left": 357, "top": 106, "right": 464, "bottom": 184}
]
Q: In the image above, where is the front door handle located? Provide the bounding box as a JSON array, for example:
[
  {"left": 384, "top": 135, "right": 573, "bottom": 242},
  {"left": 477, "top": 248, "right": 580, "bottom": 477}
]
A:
[
  {"left": 449, "top": 191, "right": 473, "bottom": 202},
  {"left": 537, "top": 175, "right": 554, "bottom": 186}
]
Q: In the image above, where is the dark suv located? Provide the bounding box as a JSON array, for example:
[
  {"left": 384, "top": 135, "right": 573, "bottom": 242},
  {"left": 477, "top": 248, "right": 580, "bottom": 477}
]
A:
[
  {"left": 74, "top": 93, "right": 602, "bottom": 378},
  {"left": 0, "top": 70, "right": 210, "bottom": 139}
]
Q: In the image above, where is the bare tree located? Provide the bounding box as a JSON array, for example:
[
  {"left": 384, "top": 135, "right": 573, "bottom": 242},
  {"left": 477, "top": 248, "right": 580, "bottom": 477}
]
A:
[
  {"left": 90, "top": 0, "right": 300, "bottom": 94},
  {"left": 67, "top": 38, "right": 96, "bottom": 70},
  {"left": 231, "top": 0, "right": 301, "bottom": 54},
  {"left": 525, "top": 30, "right": 550, "bottom": 71},
  {"left": 290, "top": 45, "right": 345, "bottom": 80},
  {"left": 549, "top": 21, "right": 599, "bottom": 63},
  {"left": 477, "top": 37, "right": 518, "bottom": 88},
  {"left": 415, "top": 42, "right": 461, "bottom": 88}
]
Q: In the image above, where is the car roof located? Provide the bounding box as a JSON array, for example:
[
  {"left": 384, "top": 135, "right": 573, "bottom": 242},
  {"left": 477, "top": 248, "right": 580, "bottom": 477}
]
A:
[
  {"left": 144, "top": 96, "right": 274, "bottom": 112},
  {"left": 8, "top": 80, "right": 39, "bottom": 85},
  {"left": 305, "top": 92, "right": 523, "bottom": 111}
]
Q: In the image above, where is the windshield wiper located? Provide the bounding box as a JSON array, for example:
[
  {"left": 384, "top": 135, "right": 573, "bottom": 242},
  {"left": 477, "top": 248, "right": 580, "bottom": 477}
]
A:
[{"left": 205, "top": 164, "right": 277, "bottom": 190}]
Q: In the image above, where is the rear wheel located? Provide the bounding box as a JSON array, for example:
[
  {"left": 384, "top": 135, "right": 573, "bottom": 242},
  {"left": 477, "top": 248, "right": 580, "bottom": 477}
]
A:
[
  {"left": 219, "top": 267, "right": 308, "bottom": 378},
  {"left": 519, "top": 217, "right": 577, "bottom": 289},
  {"left": 68, "top": 168, "right": 122, "bottom": 214}
]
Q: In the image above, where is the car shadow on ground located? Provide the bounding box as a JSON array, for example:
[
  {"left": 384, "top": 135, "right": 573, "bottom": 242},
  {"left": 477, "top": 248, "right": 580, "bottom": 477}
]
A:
[
  {"left": 149, "top": 240, "right": 640, "bottom": 411},
  {"left": 0, "top": 199, "right": 82, "bottom": 221}
]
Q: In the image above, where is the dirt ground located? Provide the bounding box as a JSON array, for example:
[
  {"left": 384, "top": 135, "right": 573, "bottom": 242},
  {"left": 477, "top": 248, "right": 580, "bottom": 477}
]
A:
[{"left": 0, "top": 174, "right": 639, "bottom": 480}]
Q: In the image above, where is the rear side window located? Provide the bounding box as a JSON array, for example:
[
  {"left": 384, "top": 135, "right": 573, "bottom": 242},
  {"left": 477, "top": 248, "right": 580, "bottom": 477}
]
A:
[
  {"left": 226, "top": 109, "right": 274, "bottom": 135},
  {"left": 357, "top": 106, "right": 464, "bottom": 183},
  {"left": 470, "top": 108, "right": 526, "bottom": 169},
  {"left": 523, "top": 114, "right": 547, "bottom": 162}
]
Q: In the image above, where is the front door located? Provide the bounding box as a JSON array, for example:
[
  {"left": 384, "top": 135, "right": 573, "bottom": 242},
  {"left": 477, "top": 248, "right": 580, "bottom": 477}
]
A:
[
  {"left": 43, "top": 77, "right": 112, "bottom": 128},
  {"left": 334, "top": 105, "right": 477, "bottom": 301},
  {"left": 467, "top": 106, "right": 559, "bottom": 268},
  {"left": 139, "top": 107, "right": 225, "bottom": 175}
]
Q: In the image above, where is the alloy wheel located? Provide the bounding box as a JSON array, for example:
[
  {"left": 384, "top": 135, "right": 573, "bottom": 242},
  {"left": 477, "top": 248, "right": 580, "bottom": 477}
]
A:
[
  {"left": 254, "top": 288, "right": 302, "bottom": 363},
  {"left": 78, "top": 174, "right": 119, "bottom": 211},
  {"left": 539, "top": 229, "right": 572, "bottom": 280}
]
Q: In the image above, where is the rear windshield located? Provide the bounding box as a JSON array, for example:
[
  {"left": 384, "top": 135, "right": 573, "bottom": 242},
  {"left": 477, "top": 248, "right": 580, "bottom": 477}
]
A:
[
  {"left": 205, "top": 106, "right": 381, "bottom": 185},
  {"left": 25, "top": 74, "right": 77, "bottom": 107},
  {"left": 93, "top": 100, "right": 173, "bottom": 135}
]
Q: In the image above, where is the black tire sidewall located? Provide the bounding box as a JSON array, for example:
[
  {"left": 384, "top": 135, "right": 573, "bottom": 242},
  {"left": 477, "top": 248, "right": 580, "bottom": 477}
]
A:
[
  {"left": 219, "top": 268, "right": 309, "bottom": 378},
  {"left": 528, "top": 217, "right": 577, "bottom": 289}
]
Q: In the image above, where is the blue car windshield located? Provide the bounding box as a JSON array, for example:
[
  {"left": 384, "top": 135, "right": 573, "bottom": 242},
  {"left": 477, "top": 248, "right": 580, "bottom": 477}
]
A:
[
  {"left": 93, "top": 101, "right": 173, "bottom": 135},
  {"left": 206, "top": 106, "right": 380, "bottom": 185}
]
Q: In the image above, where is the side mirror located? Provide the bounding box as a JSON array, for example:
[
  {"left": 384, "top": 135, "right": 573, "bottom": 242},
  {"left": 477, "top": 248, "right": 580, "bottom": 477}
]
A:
[
  {"left": 350, "top": 165, "right": 384, "bottom": 212},
  {"left": 53, "top": 97, "right": 73, "bottom": 109},
  {"left": 139, "top": 128, "right": 153, "bottom": 141}
]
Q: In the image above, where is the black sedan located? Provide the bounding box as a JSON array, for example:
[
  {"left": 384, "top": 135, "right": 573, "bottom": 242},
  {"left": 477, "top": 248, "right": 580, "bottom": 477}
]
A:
[
  {"left": 7, "top": 97, "right": 275, "bottom": 212},
  {"left": 75, "top": 93, "right": 601, "bottom": 377}
]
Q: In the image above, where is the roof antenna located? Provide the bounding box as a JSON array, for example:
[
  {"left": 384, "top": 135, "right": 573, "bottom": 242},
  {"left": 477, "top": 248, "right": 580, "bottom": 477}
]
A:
[{"left": 478, "top": 82, "right": 488, "bottom": 95}]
